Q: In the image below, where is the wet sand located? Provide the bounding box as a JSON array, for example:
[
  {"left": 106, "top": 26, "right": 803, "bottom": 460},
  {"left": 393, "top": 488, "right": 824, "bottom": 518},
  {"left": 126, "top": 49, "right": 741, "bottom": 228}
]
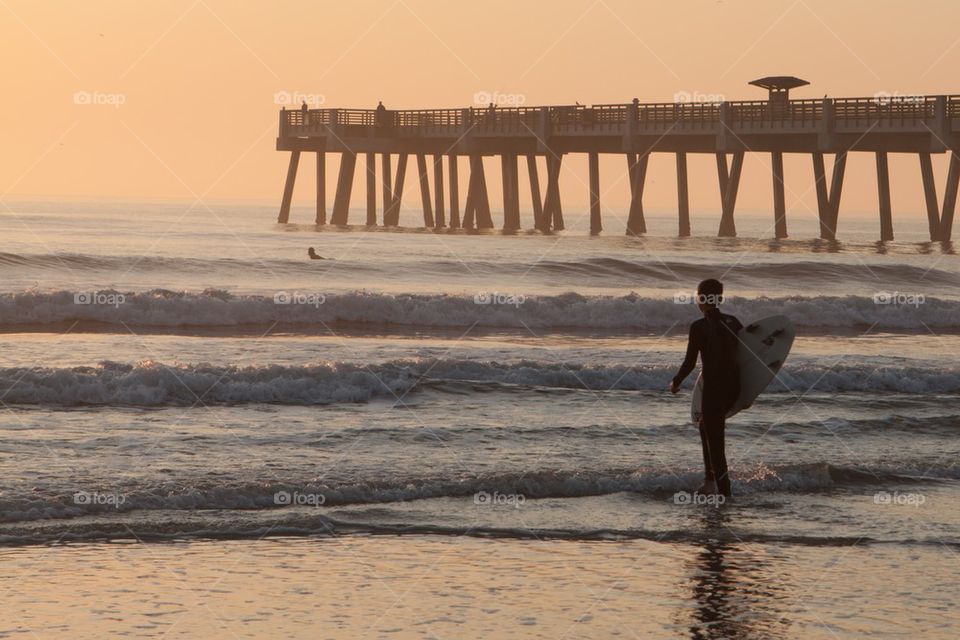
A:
[{"left": 1, "top": 535, "right": 956, "bottom": 639}]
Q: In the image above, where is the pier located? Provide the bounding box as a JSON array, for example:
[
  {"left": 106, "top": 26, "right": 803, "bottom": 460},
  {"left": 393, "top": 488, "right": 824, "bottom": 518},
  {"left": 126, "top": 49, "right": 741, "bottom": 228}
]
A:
[{"left": 276, "top": 78, "right": 959, "bottom": 242}]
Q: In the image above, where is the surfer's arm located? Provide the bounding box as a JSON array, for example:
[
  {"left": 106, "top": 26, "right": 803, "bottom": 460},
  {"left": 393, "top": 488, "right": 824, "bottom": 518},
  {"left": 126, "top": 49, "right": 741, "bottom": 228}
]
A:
[{"left": 671, "top": 324, "right": 700, "bottom": 389}]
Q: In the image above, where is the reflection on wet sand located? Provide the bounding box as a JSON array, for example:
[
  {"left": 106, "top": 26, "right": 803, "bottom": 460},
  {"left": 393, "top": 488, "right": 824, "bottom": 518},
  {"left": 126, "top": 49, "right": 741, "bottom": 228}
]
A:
[{"left": 685, "top": 508, "right": 791, "bottom": 639}]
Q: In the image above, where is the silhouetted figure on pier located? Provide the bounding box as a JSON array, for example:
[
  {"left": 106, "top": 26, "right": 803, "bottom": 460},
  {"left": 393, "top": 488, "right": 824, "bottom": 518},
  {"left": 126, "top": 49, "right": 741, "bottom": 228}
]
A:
[
  {"left": 485, "top": 102, "right": 496, "bottom": 124},
  {"left": 670, "top": 279, "right": 742, "bottom": 497},
  {"left": 376, "top": 101, "right": 387, "bottom": 127}
]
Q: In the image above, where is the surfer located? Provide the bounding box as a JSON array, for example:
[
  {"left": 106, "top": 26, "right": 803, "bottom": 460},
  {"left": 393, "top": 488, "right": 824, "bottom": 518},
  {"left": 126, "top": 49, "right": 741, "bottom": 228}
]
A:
[
  {"left": 307, "top": 247, "right": 329, "bottom": 260},
  {"left": 669, "top": 279, "right": 742, "bottom": 497}
]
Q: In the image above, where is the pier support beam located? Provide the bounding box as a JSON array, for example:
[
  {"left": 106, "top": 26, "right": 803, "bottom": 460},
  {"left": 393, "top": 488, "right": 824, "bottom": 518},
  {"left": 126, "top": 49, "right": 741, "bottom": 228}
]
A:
[
  {"left": 941, "top": 151, "right": 959, "bottom": 242},
  {"left": 544, "top": 154, "right": 564, "bottom": 231},
  {"left": 278, "top": 150, "right": 300, "bottom": 223},
  {"left": 315, "top": 151, "right": 326, "bottom": 225},
  {"left": 464, "top": 155, "right": 492, "bottom": 229},
  {"left": 527, "top": 155, "right": 544, "bottom": 232},
  {"left": 330, "top": 151, "right": 356, "bottom": 225},
  {"left": 717, "top": 152, "right": 743, "bottom": 237},
  {"left": 827, "top": 151, "right": 847, "bottom": 240},
  {"left": 919, "top": 152, "right": 943, "bottom": 241},
  {"left": 772, "top": 151, "right": 787, "bottom": 239},
  {"left": 381, "top": 154, "right": 393, "bottom": 224},
  {"left": 588, "top": 152, "right": 601, "bottom": 235},
  {"left": 501, "top": 154, "right": 521, "bottom": 231},
  {"left": 385, "top": 153, "right": 408, "bottom": 226},
  {"left": 626, "top": 153, "right": 648, "bottom": 236},
  {"left": 813, "top": 152, "right": 846, "bottom": 240},
  {"left": 812, "top": 153, "right": 830, "bottom": 238},
  {"left": 677, "top": 152, "right": 690, "bottom": 237},
  {"left": 463, "top": 157, "right": 477, "bottom": 230},
  {"left": 365, "top": 153, "right": 376, "bottom": 226},
  {"left": 433, "top": 154, "right": 445, "bottom": 228},
  {"left": 448, "top": 155, "right": 460, "bottom": 228},
  {"left": 876, "top": 151, "right": 893, "bottom": 241},
  {"left": 475, "top": 156, "right": 493, "bottom": 229},
  {"left": 416, "top": 154, "right": 434, "bottom": 227}
]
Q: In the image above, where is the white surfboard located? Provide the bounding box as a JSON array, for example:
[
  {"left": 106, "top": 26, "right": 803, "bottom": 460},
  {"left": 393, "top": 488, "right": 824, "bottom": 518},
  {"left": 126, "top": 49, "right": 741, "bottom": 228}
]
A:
[{"left": 690, "top": 315, "right": 795, "bottom": 424}]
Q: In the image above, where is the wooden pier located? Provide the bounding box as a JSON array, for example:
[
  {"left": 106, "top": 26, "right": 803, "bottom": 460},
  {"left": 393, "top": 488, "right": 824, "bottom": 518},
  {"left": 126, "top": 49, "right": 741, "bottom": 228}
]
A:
[{"left": 276, "top": 78, "right": 959, "bottom": 242}]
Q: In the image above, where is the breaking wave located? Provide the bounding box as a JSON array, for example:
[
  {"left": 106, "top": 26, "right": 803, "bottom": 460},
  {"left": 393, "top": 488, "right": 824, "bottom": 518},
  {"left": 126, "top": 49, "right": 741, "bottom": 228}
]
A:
[
  {"left": 0, "top": 358, "right": 956, "bottom": 406},
  {"left": 1, "top": 289, "right": 958, "bottom": 332}
]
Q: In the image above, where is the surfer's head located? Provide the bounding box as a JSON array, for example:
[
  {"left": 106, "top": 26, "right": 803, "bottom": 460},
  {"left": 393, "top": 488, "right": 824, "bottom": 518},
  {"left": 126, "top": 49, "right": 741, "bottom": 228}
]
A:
[{"left": 696, "top": 278, "right": 723, "bottom": 312}]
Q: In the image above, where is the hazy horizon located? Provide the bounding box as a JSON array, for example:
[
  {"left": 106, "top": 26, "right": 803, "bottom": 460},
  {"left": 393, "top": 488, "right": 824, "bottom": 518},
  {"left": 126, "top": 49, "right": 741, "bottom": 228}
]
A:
[{"left": 4, "top": 0, "right": 960, "bottom": 224}]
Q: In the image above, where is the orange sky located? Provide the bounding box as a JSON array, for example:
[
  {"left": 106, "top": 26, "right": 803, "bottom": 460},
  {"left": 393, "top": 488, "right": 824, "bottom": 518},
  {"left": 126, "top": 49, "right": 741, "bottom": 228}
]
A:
[{"left": 3, "top": 0, "right": 960, "bottom": 221}]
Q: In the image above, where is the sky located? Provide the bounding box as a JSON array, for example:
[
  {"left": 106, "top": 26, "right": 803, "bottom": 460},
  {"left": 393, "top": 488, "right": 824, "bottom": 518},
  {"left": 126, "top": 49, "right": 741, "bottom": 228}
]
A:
[{"left": 3, "top": 0, "right": 960, "bottom": 222}]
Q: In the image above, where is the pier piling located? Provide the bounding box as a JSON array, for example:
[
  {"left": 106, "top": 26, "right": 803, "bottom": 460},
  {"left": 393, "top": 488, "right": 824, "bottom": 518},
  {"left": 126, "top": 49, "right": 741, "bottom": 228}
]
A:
[
  {"left": 365, "top": 153, "right": 376, "bottom": 226},
  {"left": 277, "top": 150, "right": 300, "bottom": 224},
  {"left": 942, "top": 152, "right": 959, "bottom": 241},
  {"left": 448, "top": 155, "right": 460, "bottom": 228},
  {"left": 919, "top": 152, "right": 942, "bottom": 241},
  {"left": 588, "top": 152, "right": 601, "bottom": 235},
  {"left": 381, "top": 153, "right": 392, "bottom": 225},
  {"left": 772, "top": 151, "right": 787, "bottom": 238},
  {"left": 416, "top": 154, "right": 434, "bottom": 228},
  {"left": 315, "top": 150, "right": 326, "bottom": 225},
  {"left": 876, "top": 151, "right": 893, "bottom": 241},
  {"left": 433, "top": 154, "right": 445, "bottom": 228},
  {"left": 502, "top": 154, "right": 521, "bottom": 231},
  {"left": 527, "top": 155, "right": 544, "bottom": 232},
  {"left": 626, "top": 153, "right": 648, "bottom": 236},
  {"left": 330, "top": 151, "right": 356, "bottom": 225},
  {"left": 677, "top": 153, "right": 690, "bottom": 237}
]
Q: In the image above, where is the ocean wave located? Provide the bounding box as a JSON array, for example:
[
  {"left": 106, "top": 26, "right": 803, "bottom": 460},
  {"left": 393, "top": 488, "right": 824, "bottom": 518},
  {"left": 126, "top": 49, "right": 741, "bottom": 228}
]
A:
[
  {"left": 4, "top": 251, "right": 958, "bottom": 290},
  {"left": 0, "top": 358, "right": 957, "bottom": 406},
  {"left": 530, "top": 257, "right": 960, "bottom": 289},
  {"left": 1, "top": 289, "right": 958, "bottom": 332},
  {"left": 4, "top": 517, "right": 954, "bottom": 548},
  {"left": 0, "top": 462, "right": 953, "bottom": 527}
]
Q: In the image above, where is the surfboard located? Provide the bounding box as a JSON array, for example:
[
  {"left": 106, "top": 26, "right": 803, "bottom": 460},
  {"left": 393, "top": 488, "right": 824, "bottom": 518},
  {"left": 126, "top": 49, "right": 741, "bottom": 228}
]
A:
[{"left": 690, "top": 315, "right": 795, "bottom": 424}]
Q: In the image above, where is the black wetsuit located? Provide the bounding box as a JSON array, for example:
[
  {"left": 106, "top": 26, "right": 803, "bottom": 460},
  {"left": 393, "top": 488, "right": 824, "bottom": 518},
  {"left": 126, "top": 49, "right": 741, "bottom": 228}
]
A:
[{"left": 672, "top": 308, "right": 743, "bottom": 497}]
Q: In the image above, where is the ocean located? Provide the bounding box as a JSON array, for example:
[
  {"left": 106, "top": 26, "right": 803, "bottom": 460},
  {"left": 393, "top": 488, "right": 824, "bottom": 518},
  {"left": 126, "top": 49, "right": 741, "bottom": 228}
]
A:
[{"left": 0, "top": 199, "right": 958, "bottom": 638}]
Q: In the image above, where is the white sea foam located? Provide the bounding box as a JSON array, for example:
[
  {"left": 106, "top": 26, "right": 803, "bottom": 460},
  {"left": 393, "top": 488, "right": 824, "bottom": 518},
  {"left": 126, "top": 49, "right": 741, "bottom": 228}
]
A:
[
  {"left": 0, "top": 358, "right": 956, "bottom": 406},
  {"left": 0, "top": 462, "right": 952, "bottom": 526},
  {"left": 1, "top": 289, "right": 957, "bottom": 331}
]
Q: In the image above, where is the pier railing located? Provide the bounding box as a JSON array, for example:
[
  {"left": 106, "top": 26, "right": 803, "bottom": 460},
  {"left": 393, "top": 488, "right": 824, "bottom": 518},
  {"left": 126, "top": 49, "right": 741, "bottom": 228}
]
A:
[{"left": 280, "top": 94, "right": 960, "bottom": 138}]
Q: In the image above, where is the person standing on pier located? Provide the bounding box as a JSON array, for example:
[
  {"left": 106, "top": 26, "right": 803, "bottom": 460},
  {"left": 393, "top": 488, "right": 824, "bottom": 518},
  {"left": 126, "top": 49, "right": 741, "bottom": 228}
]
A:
[
  {"left": 376, "top": 101, "right": 387, "bottom": 127},
  {"left": 669, "top": 279, "right": 742, "bottom": 498},
  {"left": 486, "top": 102, "right": 496, "bottom": 124}
]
